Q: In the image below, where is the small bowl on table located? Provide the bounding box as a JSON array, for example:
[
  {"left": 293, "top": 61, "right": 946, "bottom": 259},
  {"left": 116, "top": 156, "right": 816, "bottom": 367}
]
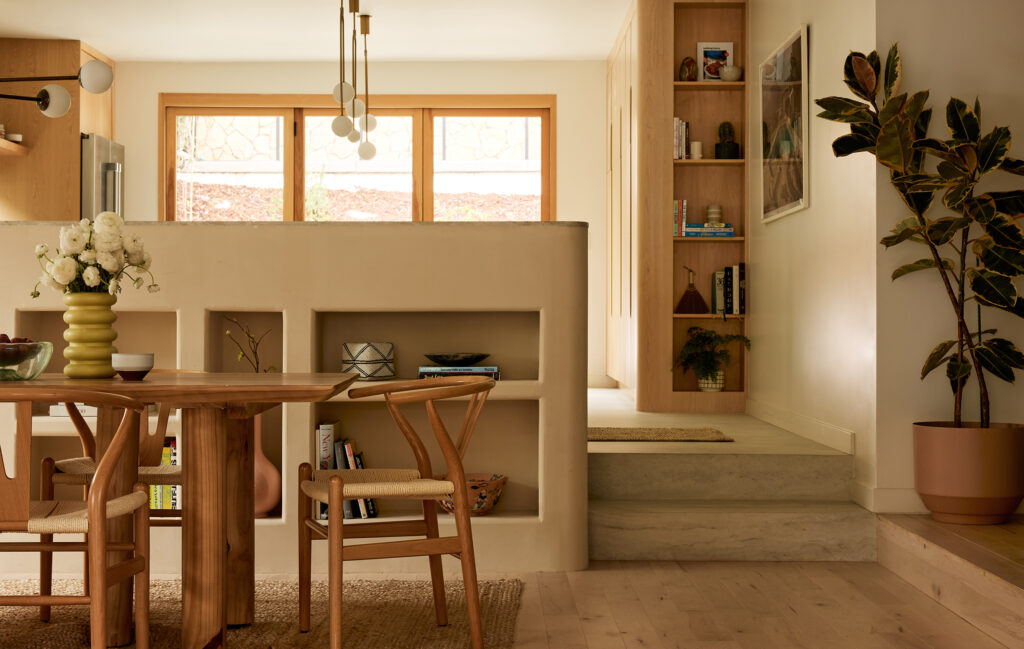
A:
[
  {"left": 438, "top": 473, "right": 507, "bottom": 516},
  {"left": 112, "top": 353, "right": 154, "bottom": 381},
  {"left": 0, "top": 341, "right": 53, "bottom": 381}
]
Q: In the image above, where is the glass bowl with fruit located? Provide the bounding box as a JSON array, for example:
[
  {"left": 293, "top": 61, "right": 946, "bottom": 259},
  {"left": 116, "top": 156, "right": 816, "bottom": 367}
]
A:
[{"left": 0, "top": 336, "right": 53, "bottom": 381}]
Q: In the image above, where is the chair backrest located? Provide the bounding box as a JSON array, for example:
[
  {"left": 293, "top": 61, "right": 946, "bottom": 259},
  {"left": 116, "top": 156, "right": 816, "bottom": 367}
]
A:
[
  {"left": 0, "top": 389, "right": 145, "bottom": 525},
  {"left": 347, "top": 376, "right": 494, "bottom": 482}
]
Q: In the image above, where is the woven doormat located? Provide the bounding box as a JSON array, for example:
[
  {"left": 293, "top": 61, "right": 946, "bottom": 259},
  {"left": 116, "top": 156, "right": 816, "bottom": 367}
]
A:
[
  {"left": 588, "top": 426, "right": 733, "bottom": 442},
  {"left": 0, "top": 577, "right": 522, "bottom": 649}
]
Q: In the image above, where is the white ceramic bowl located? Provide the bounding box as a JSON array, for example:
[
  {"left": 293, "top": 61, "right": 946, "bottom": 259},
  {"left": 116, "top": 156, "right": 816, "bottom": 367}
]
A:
[
  {"left": 111, "top": 353, "right": 154, "bottom": 371},
  {"left": 719, "top": 65, "right": 743, "bottom": 82}
]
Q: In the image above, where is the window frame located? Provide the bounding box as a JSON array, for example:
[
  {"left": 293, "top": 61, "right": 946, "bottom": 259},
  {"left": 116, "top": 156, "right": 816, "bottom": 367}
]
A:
[{"left": 158, "top": 93, "right": 556, "bottom": 223}]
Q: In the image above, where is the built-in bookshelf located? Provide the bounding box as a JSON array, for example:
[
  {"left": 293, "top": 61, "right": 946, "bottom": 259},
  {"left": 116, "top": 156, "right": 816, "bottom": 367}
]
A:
[{"left": 605, "top": 0, "right": 748, "bottom": 412}]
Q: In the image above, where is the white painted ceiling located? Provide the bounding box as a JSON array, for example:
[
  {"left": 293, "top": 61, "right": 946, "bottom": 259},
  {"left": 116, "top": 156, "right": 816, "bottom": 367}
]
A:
[{"left": 0, "top": 0, "right": 630, "bottom": 62}]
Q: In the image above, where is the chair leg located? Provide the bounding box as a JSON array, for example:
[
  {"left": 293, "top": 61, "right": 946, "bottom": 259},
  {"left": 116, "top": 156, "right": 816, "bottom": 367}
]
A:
[
  {"left": 39, "top": 458, "right": 55, "bottom": 622},
  {"left": 328, "top": 476, "right": 345, "bottom": 649},
  {"left": 423, "top": 499, "right": 448, "bottom": 626},
  {"left": 134, "top": 484, "right": 151, "bottom": 649},
  {"left": 83, "top": 484, "right": 90, "bottom": 597},
  {"left": 452, "top": 499, "right": 484, "bottom": 649},
  {"left": 298, "top": 463, "right": 313, "bottom": 633},
  {"left": 87, "top": 521, "right": 107, "bottom": 649}
]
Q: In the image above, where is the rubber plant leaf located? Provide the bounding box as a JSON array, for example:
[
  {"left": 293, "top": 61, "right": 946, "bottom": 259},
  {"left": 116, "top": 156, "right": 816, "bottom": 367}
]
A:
[
  {"left": 831, "top": 133, "right": 875, "bottom": 157},
  {"left": 977, "top": 126, "right": 1011, "bottom": 174},
  {"left": 927, "top": 217, "right": 970, "bottom": 245},
  {"left": 972, "top": 237, "right": 1024, "bottom": 276},
  {"left": 946, "top": 97, "right": 980, "bottom": 142},
  {"left": 999, "top": 157, "right": 1024, "bottom": 175},
  {"left": 982, "top": 213, "right": 1024, "bottom": 248},
  {"left": 892, "top": 257, "right": 953, "bottom": 280},
  {"left": 843, "top": 52, "right": 876, "bottom": 102},
  {"left": 975, "top": 344, "right": 1016, "bottom": 382},
  {"left": 985, "top": 337, "right": 1024, "bottom": 368},
  {"left": 877, "top": 115, "right": 914, "bottom": 173},
  {"left": 921, "top": 340, "right": 956, "bottom": 379},
  {"left": 968, "top": 268, "right": 1018, "bottom": 308},
  {"left": 878, "top": 92, "right": 907, "bottom": 127},
  {"left": 883, "top": 43, "right": 901, "bottom": 103}
]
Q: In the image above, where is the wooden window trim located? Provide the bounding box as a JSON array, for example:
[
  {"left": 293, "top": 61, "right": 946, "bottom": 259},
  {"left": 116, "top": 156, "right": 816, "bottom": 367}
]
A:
[{"left": 159, "top": 93, "right": 556, "bottom": 223}]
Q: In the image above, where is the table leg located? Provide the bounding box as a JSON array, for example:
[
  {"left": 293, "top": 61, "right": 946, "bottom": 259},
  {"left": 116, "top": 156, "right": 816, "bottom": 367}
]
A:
[
  {"left": 225, "top": 416, "right": 255, "bottom": 626},
  {"left": 94, "top": 406, "right": 139, "bottom": 648},
  {"left": 182, "top": 408, "right": 227, "bottom": 649}
]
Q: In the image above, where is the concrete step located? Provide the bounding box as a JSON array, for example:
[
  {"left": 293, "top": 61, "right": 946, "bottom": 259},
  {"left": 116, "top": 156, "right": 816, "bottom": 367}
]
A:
[
  {"left": 588, "top": 452, "right": 853, "bottom": 501},
  {"left": 878, "top": 515, "right": 1024, "bottom": 648},
  {"left": 589, "top": 499, "right": 876, "bottom": 561}
]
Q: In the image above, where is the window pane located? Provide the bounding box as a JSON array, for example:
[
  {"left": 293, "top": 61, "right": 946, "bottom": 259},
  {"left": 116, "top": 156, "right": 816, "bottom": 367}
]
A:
[
  {"left": 175, "top": 115, "right": 284, "bottom": 222},
  {"left": 304, "top": 115, "right": 414, "bottom": 221},
  {"left": 433, "top": 116, "right": 542, "bottom": 222}
]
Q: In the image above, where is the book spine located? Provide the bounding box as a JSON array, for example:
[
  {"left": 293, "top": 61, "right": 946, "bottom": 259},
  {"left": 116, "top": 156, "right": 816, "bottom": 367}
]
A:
[
  {"left": 672, "top": 200, "right": 679, "bottom": 237},
  {"left": 343, "top": 440, "right": 369, "bottom": 519},
  {"left": 731, "top": 264, "right": 740, "bottom": 315},
  {"left": 161, "top": 446, "right": 172, "bottom": 509},
  {"left": 683, "top": 232, "right": 735, "bottom": 237},
  {"left": 684, "top": 222, "right": 733, "bottom": 228},
  {"left": 170, "top": 440, "right": 178, "bottom": 510},
  {"left": 684, "top": 121, "right": 690, "bottom": 159},
  {"left": 317, "top": 424, "right": 334, "bottom": 470},
  {"left": 333, "top": 440, "right": 354, "bottom": 519},
  {"left": 353, "top": 453, "right": 377, "bottom": 518},
  {"left": 681, "top": 199, "right": 687, "bottom": 226},
  {"left": 713, "top": 271, "right": 725, "bottom": 315},
  {"left": 724, "top": 266, "right": 734, "bottom": 314},
  {"left": 418, "top": 366, "right": 499, "bottom": 372},
  {"left": 673, "top": 119, "right": 679, "bottom": 160},
  {"left": 739, "top": 262, "right": 746, "bottom": 315},
  {"left": 419, "top": 371, "right": 500, "bottom": 379}
]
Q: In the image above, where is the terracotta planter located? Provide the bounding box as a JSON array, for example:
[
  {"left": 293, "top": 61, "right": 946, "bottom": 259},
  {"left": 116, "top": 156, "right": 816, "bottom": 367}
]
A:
[
  {"left": 913, "top": 422, "right": 1024, "bottom": 524},
  {"left": 63, "top": 292, "right": 117, "bottom": 378}
]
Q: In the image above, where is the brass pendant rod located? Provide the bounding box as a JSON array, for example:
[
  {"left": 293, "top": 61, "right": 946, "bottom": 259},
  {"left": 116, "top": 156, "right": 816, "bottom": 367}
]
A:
[
  {"left": 339, "top": 2, "right": 346, "bottom": 117},
  {"left": 350, "top": 1, "right": 359, "bottom": 114},
  {"left": 361, "top": 15, "right": 370, "bottom": 140}
]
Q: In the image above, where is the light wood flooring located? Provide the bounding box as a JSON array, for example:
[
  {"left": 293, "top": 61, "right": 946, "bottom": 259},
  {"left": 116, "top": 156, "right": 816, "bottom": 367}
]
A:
[{"left": 512, "top": 561, "right": 1009, "bottom": 649}]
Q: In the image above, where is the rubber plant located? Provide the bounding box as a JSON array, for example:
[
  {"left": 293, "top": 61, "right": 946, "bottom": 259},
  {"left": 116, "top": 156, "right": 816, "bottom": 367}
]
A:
[
  {"left": 815, "top": 44, "right": 1024, "bottom": 427},
  {"left": 676, "top": 326, "right": 750, "bottom": 380}
]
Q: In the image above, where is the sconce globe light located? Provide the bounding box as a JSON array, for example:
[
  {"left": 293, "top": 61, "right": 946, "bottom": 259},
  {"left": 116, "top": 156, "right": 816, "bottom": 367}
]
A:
[
  {"left": 332, "top": 114, "right": 354, "bottom": 137},
  {"left": 331, "top": 0, "right": 375, "bottom": 158},
  {"left": 38, "top": 84, "right": 72, "bottom": 118},
  {"left": 0, "top": 60, "right": 113, "bottom": 119},
  {"left": 78, "top": 60, "right": 114, "bottom": 94}
]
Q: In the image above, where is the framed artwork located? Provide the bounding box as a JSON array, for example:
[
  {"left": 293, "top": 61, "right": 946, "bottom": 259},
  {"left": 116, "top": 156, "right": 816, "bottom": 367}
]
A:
[
  {"left": 696, "top": 42, "right": 734, "bottom": 81},
  {"left": 760, "top": 24, "right": 809, "bottom": 223}
]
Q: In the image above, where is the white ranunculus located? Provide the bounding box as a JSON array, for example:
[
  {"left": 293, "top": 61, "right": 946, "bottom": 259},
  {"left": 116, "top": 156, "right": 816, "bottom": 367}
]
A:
[
  {"left": 41, "top": 272, "right": 64, "bottom": 292},
  {"left": 122, "top": 232, "right": 144, "bottom": 255},
  {"left": 82, "top": 265, "right": 101, "bottom": 288},
  {"left": 147, "top": 284, "right": 160, "bottom": 293},
  {"left": 141, "top": 251, "right": 152, "bottom": 270},
  {"left": 50, "top": 256, "right": 78, "bottom": 285},
  {"left": 79, "top": 250, "right": 97, "bottom": 263},
  {"left": 108, "top": 278, "right": 119, "bottom": 295},
  {"left": 34, "top": 243, "right": 48, "bottom": 257},
  {"left": 127, "top": 248, "right": 145, "bottom": 266},
  {"left": 59, "top": 226, "right": 87, "bottom": 255},
  {"left": 93, "top": 230, "right": 122, "bottom": 253},
  {"left": 97, "top": 250, "right": 122, "bottom": 273},
  {"left": 93, "top": 211, "right": 124, "bottom": 234},
  {"left": 133, "top": 277, "right": 144, "bottom": 289},
  {"left": 78, "top": 218, "right": 92, "bottom": 233}
]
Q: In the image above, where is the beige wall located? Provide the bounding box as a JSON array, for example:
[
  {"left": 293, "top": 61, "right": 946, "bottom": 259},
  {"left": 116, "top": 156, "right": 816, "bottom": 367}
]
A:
[
  {"left": 746, "top": 1, "right": 878, "bottom": 479},
  {"left": 873, "top": 0, "right": 1024, "bottom": 511},
  {"left": 112, "top": 60, "right": 617, "bottom": 388}
]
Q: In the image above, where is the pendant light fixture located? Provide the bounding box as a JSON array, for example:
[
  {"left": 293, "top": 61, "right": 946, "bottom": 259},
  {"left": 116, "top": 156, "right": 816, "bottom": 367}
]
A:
[
  {"left": 0, "top": 60, "right": 113, "bottom": 119},
  {"left": 331, "top": 0, "right": 376, "bottom": 159}
]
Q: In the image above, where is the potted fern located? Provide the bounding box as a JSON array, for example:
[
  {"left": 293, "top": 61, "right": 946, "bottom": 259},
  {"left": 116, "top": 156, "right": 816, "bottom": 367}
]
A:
[
  {"left": 677, "top": 326, "right": 750, "bottom": 392},
  {"left": 816, "top": 44, "right": 1024, "bottom": 523}
]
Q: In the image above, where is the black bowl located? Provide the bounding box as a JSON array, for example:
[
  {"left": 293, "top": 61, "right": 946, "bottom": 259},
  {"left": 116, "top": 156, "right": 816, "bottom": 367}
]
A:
[{"left": 424, "top": 353, "right": 490, "bottom": 367}]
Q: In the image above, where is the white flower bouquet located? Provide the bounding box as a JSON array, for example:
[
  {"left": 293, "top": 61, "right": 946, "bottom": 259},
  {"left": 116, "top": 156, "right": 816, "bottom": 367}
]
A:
[{"left": 31, "top": 212, "right": 160, "bottom": 297}]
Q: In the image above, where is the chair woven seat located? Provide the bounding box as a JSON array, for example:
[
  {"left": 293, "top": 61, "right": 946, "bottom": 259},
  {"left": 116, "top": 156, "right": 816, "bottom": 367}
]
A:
[
  {"left": 53, "top": 457, "right": 182, "bottom": 486},
  {"left": 301, "top": 468, "right": 456, "bottom": 501},
  {"left": 26, "top": 491, "right": 149, "bottom": 534}
]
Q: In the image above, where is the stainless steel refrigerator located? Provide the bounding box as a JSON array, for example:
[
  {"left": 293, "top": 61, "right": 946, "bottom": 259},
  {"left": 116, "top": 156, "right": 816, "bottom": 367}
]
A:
[{"left": 81, "top": 133, "right": 124, "bottom": 220}]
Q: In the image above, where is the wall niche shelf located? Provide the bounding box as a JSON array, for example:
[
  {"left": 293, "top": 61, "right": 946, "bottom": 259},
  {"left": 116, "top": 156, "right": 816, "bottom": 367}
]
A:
[
  {"left": 673, "top": 158, "right": 744, "bottom": 166},
  {"left": 673, "top": 236, "right": 745, "bottom": 242},
  {"left": 673, "top": 81, "right": 745, "bottom": 91}
]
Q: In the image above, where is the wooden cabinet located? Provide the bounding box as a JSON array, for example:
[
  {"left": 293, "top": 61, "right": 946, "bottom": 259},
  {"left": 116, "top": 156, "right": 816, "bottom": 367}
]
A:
[
  {"left": 606, "top": 0, "right": 748, "bottom": 412},
  {"left": 0, "top": 39, "right": 114, "bottom": 221}
]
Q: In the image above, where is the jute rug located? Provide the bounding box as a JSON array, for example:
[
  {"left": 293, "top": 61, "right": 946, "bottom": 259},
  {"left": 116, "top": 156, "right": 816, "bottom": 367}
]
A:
[
  {"left": 0, "top": 578, "right": 522, "bottom": 649},
  {"left": 587, "top": 426, "right": 733, "bottom": 442}
]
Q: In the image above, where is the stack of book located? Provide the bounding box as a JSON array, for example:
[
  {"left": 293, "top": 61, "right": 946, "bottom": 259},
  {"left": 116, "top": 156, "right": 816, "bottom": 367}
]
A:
[
  {"left": 710, "top": 263, "right": 746, "bottom": 315},
  {"left": 418, "top": 365, "right": 500, "bottom": 380},
  {"left": 672, "top": 199, "right": 688, "bottom": 236},
  {"left": 316, "top": 422, "right": 377, "bottom": 520},
  {"left": 673, "top": 118, "right": 690, "bottom": 160},
  {"left": 149, "top": 439, "right": 179, "bottom": 511},
  {"left": 684, "top": 222, "right": 735, "bottom": 237}
]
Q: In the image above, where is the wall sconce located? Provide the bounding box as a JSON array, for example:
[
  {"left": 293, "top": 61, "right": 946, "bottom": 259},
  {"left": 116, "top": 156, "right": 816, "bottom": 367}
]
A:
[{"left": 0, "top": 60, "right": 114, "bottom": 118}]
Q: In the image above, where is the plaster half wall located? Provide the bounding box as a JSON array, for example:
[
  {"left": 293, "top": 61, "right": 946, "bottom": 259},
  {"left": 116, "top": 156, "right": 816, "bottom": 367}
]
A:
[{"left": 112, "top": 59, "right": 616, "bottom": 388}]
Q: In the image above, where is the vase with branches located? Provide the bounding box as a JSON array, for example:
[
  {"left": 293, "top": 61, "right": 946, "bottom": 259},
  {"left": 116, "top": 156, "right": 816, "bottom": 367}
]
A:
[{"left": 224, "top": 316, "right": 277, "bottom": 373}]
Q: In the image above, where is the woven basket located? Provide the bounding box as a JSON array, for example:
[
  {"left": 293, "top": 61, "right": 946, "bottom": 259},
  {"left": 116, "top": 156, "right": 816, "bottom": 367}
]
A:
[
  {"left": 697, "top": 370, "right": 725, "bottom": 392},
  {"left": 438, "top": 473, "right": 507, "bottom": 516},
  {"left": 341, "top": 342, "right": 395, "bottom": 380}
]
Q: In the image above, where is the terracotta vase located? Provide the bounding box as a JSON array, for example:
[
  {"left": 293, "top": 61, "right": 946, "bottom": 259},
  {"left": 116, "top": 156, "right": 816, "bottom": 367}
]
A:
[
  {"left": 913, "top": 421, "right": 1024, "bottom": 524},
  {"left": 62, "top": 292, "right": 117, "bottom": 379},
  {"left": 253, "top": 414, "right": 282, "bottom": 518}
]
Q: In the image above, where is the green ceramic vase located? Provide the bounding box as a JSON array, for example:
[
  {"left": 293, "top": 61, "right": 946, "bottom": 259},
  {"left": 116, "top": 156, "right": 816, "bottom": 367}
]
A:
[{"left": 63, "top": 292, "right": 118, "bottom": 379}]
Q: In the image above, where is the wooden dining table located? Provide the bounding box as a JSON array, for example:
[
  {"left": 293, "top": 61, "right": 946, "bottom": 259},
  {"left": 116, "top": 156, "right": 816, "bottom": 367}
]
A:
[{"left": 3, "top": 372, "right": 357, "bottom": 649}]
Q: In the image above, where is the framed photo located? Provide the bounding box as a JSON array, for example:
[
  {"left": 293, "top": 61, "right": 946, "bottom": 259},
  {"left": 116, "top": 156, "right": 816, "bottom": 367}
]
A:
[
  {"left": 696, "top": 42, "right": 734, "bottom": 81},
  {"left": 760, "top": 25, "right": 809, "bottom": 223}
]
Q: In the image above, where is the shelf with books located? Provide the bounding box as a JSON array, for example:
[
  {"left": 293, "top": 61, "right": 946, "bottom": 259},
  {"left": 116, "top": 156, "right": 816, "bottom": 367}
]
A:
[
  {"left": 673, "top": 81, "right": 744, "bottom": 91},
  {"left": 673, "top": 158, "right": 744, "bottom": 166},
  {"left": 673, "top": 236, "right": 745, "bottom": 242},
  {"left": 672, "top": 314, "right": 745, "bottom": 320}
]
